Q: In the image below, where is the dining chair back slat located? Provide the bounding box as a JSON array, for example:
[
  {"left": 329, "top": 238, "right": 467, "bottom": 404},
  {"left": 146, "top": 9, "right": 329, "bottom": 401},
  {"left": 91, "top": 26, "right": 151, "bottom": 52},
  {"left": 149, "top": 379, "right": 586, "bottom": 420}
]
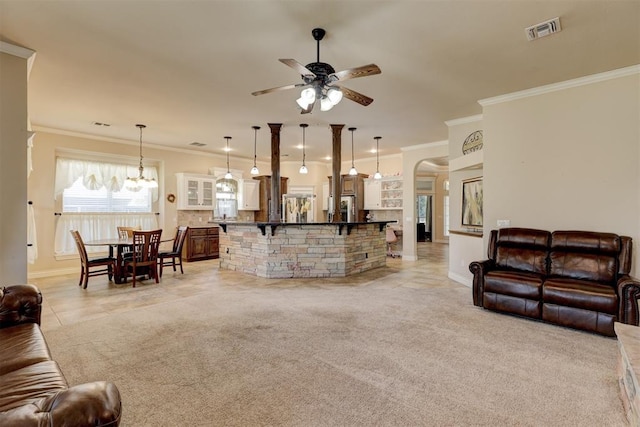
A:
[
  {"left": 70, "top": 230, "right": 115, "bottom": 289},
  {"left": 158, "top": 226, "right": 189, "bottom": 277},
  {"left": 123, "top": 229, "right": 162, "bottom": 287}
]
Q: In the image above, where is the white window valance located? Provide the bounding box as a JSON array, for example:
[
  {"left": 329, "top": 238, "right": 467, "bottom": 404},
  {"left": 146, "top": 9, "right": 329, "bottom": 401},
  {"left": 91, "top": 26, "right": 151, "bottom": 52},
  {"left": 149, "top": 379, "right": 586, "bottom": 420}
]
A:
[{"left": 54, "top": 157, "right": 159, "bottom": 201}]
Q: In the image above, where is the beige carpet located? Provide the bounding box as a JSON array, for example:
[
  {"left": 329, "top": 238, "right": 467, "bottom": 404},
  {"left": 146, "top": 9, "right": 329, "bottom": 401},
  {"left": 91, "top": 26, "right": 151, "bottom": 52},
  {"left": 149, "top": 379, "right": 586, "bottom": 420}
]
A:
[{"left": 45, "top": 283, "right": 626, "bottom": 426}]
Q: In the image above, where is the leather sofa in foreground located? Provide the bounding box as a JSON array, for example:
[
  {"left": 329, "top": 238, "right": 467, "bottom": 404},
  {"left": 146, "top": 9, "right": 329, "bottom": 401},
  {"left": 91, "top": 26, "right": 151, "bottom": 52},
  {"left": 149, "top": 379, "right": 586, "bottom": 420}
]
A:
[
  {"left": 0, "top": 284, "right": 122, "bottom": 426},
  {"left": 470, "top": 227, "right": 640, "bottom": 336}
]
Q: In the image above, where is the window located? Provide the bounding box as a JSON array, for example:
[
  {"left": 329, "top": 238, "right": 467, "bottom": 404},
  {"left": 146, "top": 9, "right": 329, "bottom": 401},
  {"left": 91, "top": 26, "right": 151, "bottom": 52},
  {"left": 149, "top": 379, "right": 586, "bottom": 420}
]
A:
[
  {"left": 63, "top": 177, "right": 152, "bottom": 213},
  {"left": 53, "top": 156, "right": 159, "bottom": 257},
  {"left": 215, "top": 178, "right": 238, "bottom": 219}
]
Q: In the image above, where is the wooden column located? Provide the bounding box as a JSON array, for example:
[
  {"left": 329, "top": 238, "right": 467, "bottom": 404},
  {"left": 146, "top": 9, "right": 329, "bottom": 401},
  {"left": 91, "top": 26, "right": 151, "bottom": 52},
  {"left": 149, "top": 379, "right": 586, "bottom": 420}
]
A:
[
  {"left": 330, "top": 124, "right": 344, "bottom": 222},
  {"left": 268, "top": 123, "right": 283, "bottom": 222}
]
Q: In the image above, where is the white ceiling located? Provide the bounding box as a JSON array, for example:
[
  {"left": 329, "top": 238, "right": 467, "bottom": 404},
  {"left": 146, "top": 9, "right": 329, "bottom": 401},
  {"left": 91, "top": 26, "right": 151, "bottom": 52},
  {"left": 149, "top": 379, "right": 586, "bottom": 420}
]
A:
[{"left": 1, "top": 0, "right": 639, "bottom": 166}]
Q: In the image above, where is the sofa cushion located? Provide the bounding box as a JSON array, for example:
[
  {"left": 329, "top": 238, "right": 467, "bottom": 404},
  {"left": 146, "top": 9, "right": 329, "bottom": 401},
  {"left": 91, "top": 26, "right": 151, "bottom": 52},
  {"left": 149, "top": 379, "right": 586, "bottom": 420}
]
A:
[
  {"left": 494, "top": 228, "right": 550, "bottom": 275},
  {"left": 0, "top": 323, "right": 52, "bottom": 376},
  {"left": 485, "top": 270, "right": 544, "bottom": 300},
  {"left": 0, "top": 360, "right": 67, "bottom": 413},
  {"left": 542, "top": 303, "right": 616, "bottom": 336},
  {"left": 550, "top": 231, "right": 620, "bottom": 284},
  {"left": 543, "top": 278, "right": 618, "bottom": 314}
]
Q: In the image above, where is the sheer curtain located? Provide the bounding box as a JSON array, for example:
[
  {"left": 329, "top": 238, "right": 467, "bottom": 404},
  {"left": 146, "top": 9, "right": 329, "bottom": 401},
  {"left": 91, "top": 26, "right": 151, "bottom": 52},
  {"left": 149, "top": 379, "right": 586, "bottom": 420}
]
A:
[
  {"left": 54, "top": 158, "right": 158, "bottom": 202},
  {"left": 54, "top": 157, "right": 160, "bottom": 257},
  {"left": 55, "top": 213, "right": 159, "bottom": 257}
]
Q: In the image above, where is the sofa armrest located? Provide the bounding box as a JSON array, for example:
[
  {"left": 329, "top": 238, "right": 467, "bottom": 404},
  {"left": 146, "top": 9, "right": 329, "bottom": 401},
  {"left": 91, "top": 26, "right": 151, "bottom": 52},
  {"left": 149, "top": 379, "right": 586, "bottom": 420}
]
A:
[
  {"left": 44, "top": 381, "right": 122, "bottom": 426},
  {"left": 0, "top": 284, "right": 42, "bottom": 328},
  {"left": 618, "top": 275, "right": 640, "bottom": 325},
  {"left": 469, "top": 259, "right": 495, "bottom": 307},
  {"left": 0, "top": 381, "right": 122, "bottom": 427}
]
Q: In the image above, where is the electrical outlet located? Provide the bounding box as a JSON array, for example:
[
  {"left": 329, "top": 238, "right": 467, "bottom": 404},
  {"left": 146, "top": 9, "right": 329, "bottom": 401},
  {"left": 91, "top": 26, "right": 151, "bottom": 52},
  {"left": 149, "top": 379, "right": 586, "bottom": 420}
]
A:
[{"left": 497, "top": 219, "right": 511, "bottom": 227}]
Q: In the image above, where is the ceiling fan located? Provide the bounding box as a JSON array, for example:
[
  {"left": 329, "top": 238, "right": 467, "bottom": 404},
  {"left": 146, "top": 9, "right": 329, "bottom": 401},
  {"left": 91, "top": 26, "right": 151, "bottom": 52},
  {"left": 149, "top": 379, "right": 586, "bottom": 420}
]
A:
[{"left": 251, "top": 28, "right": 381, "bottom": 114}]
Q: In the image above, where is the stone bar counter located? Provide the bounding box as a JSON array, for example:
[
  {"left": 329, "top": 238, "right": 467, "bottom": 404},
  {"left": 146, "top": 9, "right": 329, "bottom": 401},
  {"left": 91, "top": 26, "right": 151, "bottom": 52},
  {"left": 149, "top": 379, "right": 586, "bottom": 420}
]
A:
[{"left": 216, "top": 221, "right": 396, "bottom": 278}]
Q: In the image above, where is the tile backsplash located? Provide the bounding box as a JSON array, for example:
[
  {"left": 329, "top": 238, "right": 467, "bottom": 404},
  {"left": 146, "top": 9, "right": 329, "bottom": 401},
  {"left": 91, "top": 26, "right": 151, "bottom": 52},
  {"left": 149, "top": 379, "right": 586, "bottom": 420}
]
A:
[{"left": 177, "top": 210, "right": 255, "bottom": 226}]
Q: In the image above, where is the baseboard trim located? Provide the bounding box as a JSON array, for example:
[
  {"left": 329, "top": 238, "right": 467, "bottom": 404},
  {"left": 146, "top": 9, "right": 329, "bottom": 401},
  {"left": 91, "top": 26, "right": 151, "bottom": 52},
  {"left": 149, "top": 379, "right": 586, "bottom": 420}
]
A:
[
  {"left": 28, "top": 267, "right": 77, "bottom": 280},
  {"left": 449, "top": 271, "right": 472, "bottom": 287}
]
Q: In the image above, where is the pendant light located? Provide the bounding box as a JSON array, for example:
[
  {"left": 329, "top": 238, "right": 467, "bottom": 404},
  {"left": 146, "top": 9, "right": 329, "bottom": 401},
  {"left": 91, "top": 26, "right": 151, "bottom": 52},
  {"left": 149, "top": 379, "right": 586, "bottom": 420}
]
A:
[
  {"left": 250, "top": 126, "right": 260, "bottom": 175},
  {"left": 373, "top": 136, "right": 382, "bottom": 180},
  {"left": 299, "top": 123, "right": 308, "bottom": 174},
  {"left": 224, "top": 136, "right": 233, "bottom": 179},
  {"left": 348, "top": 127, "right": 358, "bottom": 176},
  {"left": 125, "top": 124, "right": 158, "bottom": 190}
]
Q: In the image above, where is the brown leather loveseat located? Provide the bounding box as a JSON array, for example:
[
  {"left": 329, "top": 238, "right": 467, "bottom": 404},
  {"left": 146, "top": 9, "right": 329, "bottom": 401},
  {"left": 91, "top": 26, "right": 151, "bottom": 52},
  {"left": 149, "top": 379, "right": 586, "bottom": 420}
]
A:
[
  {"left": 0, "top": 284, "right": 122, "bottom": 426},
  {"left": 469, "top": 227, "right": 640, "bottom": 336}
]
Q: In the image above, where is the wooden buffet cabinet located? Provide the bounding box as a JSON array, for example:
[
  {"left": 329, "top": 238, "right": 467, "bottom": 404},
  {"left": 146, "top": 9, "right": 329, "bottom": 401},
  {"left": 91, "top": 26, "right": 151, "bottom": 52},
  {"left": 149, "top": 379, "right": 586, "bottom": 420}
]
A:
[
  {"left": 252, "top": 175, "right": 288, "bottom": 222},
  {"left": 183, "top": 227, "right": 219, "bottom": 261}
]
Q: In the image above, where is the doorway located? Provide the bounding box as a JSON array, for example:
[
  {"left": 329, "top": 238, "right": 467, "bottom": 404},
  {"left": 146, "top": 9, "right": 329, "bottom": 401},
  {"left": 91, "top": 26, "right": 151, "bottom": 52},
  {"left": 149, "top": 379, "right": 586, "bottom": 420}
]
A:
[{"left": 416, "top": 194, "right": 433, "bottom": 242}]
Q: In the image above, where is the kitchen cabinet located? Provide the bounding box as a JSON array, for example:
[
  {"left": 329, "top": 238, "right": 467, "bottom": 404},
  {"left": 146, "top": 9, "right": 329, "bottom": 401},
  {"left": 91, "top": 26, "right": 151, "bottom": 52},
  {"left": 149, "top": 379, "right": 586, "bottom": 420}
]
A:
[
  {"left": 327, "top": 173, "right": 367, "bottom": 222},
  {"left": 364, "top": 179, "right": 381, "bottom": 209},
  {"left": 176, "top": 173, "right": 216, "bottom": 210},
  {"left": 364, "top": 177, "right": 404, "bottom": 210},
  {"left": 252, "top": 175, "right": 288, "bottom": 222},
  {"left": 380, "top": 178, "right": 403, "bottom": 209},
  {"left": 238, "top": 179, "right": 259, "bottom": 210},
  {"left": 184, "top": 227, "right": 219, "bottom": 261}
]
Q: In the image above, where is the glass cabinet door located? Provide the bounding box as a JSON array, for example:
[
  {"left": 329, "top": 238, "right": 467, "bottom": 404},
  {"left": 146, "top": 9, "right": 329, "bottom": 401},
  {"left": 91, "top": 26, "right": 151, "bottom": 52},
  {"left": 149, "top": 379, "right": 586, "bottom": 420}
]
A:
[
  {"left": 187, "top": 179, "right": 200, "bottom": 207},
  {"left": 201, "top": 180, "right": 214, "bottom": 207}
]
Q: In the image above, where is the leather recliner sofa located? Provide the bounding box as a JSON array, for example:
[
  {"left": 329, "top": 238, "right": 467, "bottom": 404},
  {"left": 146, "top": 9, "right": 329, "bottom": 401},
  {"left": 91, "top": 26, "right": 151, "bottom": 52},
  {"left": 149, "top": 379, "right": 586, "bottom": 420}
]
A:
[
  {"left": 0, "top": 284, "right": 122, "bottom": 426},
  {"left": 469, "top": 227, "right": 640, "bottom": 336}
]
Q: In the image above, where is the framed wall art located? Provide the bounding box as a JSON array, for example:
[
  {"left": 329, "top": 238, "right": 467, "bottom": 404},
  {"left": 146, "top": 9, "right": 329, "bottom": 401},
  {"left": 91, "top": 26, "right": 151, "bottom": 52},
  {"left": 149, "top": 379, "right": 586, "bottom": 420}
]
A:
[{"left": 462, "top": 177, "right": 483, "bottom": 228}]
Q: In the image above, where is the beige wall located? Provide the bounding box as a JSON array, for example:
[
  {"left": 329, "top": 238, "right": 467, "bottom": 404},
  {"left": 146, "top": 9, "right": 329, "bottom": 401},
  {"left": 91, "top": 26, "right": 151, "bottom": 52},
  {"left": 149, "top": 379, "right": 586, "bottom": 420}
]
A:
[
  {"left": 1, "top": 49, "right": 31, "bottom": 284},
  {"left": 446, "top": 116, "right": 484, "bottom": 285},
  {"left": 482, "top": 70, "right": 640, "bottom": 275}
]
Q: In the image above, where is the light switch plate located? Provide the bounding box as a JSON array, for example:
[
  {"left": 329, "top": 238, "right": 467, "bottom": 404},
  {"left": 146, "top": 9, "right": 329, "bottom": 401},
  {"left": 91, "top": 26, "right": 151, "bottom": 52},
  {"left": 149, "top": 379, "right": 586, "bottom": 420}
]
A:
[{"left": 497, "top": 219, "right": 511, "bottom": 227}]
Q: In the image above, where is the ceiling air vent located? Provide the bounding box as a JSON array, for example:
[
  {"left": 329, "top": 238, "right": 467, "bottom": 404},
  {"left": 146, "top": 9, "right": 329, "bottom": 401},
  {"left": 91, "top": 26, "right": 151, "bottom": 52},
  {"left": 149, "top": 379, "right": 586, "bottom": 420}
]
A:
[
  {"left": 525, "top": 17, "right": 561, "bottom": 41},
  {"left": 190, "top": 142, "right": 206, "bottom": 147}
]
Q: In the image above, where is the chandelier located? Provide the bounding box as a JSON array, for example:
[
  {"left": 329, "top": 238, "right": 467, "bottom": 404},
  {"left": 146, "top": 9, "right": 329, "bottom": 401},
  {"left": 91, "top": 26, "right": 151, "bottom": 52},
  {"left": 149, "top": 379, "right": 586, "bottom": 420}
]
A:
[{"left": 125, "top": 124, "right": 158, "bottom": 190}]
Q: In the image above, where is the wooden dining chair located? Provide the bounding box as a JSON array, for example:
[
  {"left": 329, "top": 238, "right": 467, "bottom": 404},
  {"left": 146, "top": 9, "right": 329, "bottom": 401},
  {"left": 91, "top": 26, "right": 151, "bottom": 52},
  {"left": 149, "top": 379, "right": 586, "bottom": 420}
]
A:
[
  {"left": 123, "top": 229, "right": 162, "bottom": 287},
  {"left": 158, "top": 226, "right": 189, "bottom": 277},
  {"left": 70, "top": 230, "right": 116, "bottom": 289}
]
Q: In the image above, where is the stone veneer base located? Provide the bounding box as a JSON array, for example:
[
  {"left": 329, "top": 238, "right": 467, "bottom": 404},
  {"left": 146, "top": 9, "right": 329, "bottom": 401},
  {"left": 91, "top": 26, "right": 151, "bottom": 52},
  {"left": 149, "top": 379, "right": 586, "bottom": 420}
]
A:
[{"left": 218, "top": 223, "right": 389, "bottom": 278}]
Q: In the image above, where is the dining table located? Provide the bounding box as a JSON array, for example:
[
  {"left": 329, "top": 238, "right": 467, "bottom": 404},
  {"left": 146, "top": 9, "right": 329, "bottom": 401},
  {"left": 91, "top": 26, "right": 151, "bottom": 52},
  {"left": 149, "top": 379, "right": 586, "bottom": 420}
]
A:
[{"left": 84, "top": 235, "right": 172, "bottom": 284}]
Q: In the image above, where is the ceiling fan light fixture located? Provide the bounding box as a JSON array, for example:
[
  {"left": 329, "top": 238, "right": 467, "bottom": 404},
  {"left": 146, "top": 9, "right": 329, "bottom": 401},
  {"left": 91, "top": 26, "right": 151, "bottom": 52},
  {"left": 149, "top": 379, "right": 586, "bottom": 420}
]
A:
[
  {"left": 327, "top": 87, "right": 343, "bottom": 105},
  {"left": 320, "top": 96, "right": 335, "bottom": 111},
  {"left": 296, "top": 88, "right": 316, "bottom": 109}
]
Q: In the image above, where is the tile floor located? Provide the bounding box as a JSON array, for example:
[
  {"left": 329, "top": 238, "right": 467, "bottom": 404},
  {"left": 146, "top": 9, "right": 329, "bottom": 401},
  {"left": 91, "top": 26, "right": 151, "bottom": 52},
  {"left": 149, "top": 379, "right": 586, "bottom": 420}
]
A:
[{"left": 31, "top": 242, "right": 462, "bottom": 333}]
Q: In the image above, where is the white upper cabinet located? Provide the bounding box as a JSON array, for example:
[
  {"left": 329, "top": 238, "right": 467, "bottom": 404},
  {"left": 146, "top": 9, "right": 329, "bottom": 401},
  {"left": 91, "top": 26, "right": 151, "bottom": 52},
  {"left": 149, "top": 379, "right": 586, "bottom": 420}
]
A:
[
  {"left": 364, "top": 179, "right": 381, "bottom": 209},
  {"left": 238, "top": 179, "right": 259, "bottom": 210},
  {"left": 176, "top": 173, "right": 216, "bottom": 210}
]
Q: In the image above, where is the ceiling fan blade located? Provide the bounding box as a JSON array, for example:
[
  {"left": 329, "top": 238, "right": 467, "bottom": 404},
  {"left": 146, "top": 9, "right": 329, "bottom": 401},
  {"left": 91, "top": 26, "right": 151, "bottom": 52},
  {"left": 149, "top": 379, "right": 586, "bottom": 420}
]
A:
[
  {"left": 279, "top": 59, "right": 316, "bottom": 77},
  {"left": 251, "top": 83, "right": 306, "bottom": 96},
  {"left": 339, "top": 86, "right": 374, "bottom": 106},
  {"left": 329, "top": 64, "right": 381, "bottom": 82}
]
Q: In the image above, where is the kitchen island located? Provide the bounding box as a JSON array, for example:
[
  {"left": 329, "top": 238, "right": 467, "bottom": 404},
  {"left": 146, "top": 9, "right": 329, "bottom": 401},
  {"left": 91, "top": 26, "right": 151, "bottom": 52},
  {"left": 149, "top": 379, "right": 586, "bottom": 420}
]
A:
[{"left": 215, "top": 221, "right": 395, "bottom": 278}]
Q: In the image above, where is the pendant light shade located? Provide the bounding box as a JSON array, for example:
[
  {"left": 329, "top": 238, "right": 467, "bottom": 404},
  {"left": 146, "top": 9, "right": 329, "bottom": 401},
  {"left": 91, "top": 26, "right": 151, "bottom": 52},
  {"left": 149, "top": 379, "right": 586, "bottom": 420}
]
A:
[
  {"left": 125, "top": 124, "right": 158, "bottom": 190},
  {"left": 224, "top": 136, "right": 233, "bottom": 179},
  {"left": 373, "top": 136, "right": 382, "bottom": 180},
  {"left": 250, "top": 126, "right": 260, "bottom": 175},
  {"left": 348, "top": 127, "right": 357, "bottom": 176},
  {"left": 299, "top": 123, "right": 308, "bottom": 174}
]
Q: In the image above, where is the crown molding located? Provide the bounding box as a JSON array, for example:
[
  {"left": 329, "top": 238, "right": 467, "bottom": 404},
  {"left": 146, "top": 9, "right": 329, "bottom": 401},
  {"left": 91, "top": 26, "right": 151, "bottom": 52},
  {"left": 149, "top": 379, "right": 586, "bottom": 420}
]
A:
[
  {"left": 401, "top": 140, "right": 448, "bottom": 152},
  {"left": 479, "top": 64, "right": 640, "bottom": 106},
  {"left": 0, "top": 41, "right": 35, "bottom": 59},
  {"left": 444, "top": 115, "right": 483, "bottom": 127}
]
